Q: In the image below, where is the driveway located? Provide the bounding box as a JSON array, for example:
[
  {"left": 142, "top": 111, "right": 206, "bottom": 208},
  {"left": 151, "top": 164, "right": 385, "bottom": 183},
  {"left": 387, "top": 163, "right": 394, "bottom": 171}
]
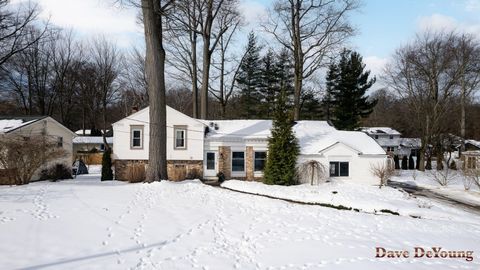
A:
[{"left": 388, "top": 180, "right": 480, "bottom": 216}]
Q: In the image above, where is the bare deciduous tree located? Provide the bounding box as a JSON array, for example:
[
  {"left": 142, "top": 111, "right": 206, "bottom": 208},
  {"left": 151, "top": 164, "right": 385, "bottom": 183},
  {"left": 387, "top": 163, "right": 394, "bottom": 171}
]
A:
[
  {"left": 370, "top": 159, "right": 394, "bottom": 188},
  {"left": 297, "top": 160, "right": 327, "bottom": 185},
  {"left": 264, "top": 0, "right": 358, "bottom": 120}
]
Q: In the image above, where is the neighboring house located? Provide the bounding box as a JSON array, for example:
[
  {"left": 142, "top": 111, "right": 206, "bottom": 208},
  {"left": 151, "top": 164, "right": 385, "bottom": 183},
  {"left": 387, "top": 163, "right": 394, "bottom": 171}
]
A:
[
  {"left": 113, "top": 107, "right": 387, "bottom": 185},
  {"left": 73, "top": 136, "right": 113, "bottom": 153},
  {"left": 0, "top": 116, "right": 76, "bottom": 180},
  {"left": 360, "top": 127, "right": 401, "bottom": 154},
  {"left": 465, "top": 140, "right": 480, "bottom": 151},
  {"left": 398, "top": 138, "right": 422, "bottom": 157},
  {"left": 463, "top": 151, "right": 480, "bottom": 169}
]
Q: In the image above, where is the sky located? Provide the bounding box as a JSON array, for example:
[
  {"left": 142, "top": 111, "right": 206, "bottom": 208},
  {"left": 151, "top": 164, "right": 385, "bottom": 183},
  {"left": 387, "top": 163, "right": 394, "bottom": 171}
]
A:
[{"left": 34, "top": 0, "right": 480, "bottom": 78}]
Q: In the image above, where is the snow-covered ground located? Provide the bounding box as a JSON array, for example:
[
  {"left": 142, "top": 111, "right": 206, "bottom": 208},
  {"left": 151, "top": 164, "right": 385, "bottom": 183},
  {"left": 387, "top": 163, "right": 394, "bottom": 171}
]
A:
[
  {"left": 1, "top": 175, "right": 479, "bottom": 269},
  {"left": 391, "top": 170, "right": 480, "bottom": 206},
  {"left": 222, "top": 180, "right": 479, "bottom": 223}
]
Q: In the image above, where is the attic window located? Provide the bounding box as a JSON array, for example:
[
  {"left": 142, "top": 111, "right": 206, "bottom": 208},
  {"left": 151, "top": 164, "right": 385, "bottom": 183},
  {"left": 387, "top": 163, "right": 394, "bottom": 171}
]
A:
[{"left": 57, "top": 137, "right": 63, "bottom": 148}]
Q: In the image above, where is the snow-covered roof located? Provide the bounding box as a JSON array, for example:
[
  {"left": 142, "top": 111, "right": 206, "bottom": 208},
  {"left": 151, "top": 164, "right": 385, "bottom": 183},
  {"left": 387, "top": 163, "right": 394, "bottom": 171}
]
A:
[
  {"left": 75, "top": 129, "right": 110, "bottom": 135},
  {"left": 202, "top": 120, "right": 385, "bottom": 155},
  {"left": 360, "top": 127, "right": 401, "bottom": 136},
  {"left": 400, "top": 138, "right": 422, "bottom": 148},
  {"left": 465, "top": 139, "right": 480, "bottom": 149},
  {"left": 0, "top": 116, "right": 46, "bottom": 134},
  {"left": 73, "top": 136, "right": 113, "bottom": 144}
]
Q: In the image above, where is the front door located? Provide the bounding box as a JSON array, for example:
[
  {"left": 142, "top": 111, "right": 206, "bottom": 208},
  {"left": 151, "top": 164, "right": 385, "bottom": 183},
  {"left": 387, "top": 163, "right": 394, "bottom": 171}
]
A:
[{"left": 204, "top": 151, "right": 217, "bottom": 177}]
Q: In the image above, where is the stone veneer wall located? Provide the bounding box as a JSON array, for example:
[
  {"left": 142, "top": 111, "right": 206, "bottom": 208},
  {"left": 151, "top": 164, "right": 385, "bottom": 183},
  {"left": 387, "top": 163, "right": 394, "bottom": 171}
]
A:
[
  {"left": 218, "top": 146, "right": 231, "bottom": 179},
  {"left": 114, "top": 160, "right": 203, "bottom": 182},
  {"left": 246, "top": 146, "right": 254, "bottom": 181}
]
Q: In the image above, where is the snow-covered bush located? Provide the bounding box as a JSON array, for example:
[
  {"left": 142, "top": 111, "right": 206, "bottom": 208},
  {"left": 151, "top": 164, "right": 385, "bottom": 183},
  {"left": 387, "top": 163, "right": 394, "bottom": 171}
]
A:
[
  {"left": 0, "top": 135, "right": 67, "bottom": 185},
  {"left": 296, "top": 160, "right": 327, "bottom": 185},
  {"left": 370, "top": 160, "right": 394, "bottom": 188}
]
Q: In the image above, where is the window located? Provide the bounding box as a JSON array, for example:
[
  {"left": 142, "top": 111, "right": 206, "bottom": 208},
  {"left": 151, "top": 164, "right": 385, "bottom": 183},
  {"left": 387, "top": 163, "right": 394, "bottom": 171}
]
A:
[
  {"left": 57, "top": 137, "right": 63, "bottom": 148},
  {"left": 389, "top": 135, "right": 394, "bottom": 139},
  {"left": 330, "top": 162, "right": 349, "bottom": 177},
  {"left": 374, "top": 135, "right": 379, "bottom": 139},
  {"left": 100, "top": 144, "right": 105, "bottom": 151},
  {"left": 232, "top": 151, "right": 245, "bottom": 172},
  {"left": 174, "top": 126, "right": 187, "bottom": 149},
  {"left": 131, "top": 126, "right": 143, "bottom": 149},
  {"left": 386, "top": 146, "right": 394, "bottom": 152},
  {"left": 206, "top": 152, "right": 215, "bottom": 170},
  {"left": 254, "top": 151, "right": 266, "bottom": 171}
]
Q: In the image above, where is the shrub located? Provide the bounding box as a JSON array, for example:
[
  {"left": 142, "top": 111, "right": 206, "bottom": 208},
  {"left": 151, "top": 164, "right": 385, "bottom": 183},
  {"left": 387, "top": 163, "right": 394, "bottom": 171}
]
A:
[
  {"left": 127, "top": 162, "right": 146, "bottom": 183},
  {"left": 449, "top": 160, "right": 457, "bottom": 170},
  {"left": 101, "top": 148, "right": 113, "bottom": 181},
  {"left": 40, "top": 164, "right": 73, "bottom": 181},
  {"left": 0, "top": 135, "right": 67, "bottom": 185},
  {"left": 401, "top": 156, "right": 408, "bottom": 170},
  {"left": 408, "top": 155, "right": 415, "bottom": 170}
]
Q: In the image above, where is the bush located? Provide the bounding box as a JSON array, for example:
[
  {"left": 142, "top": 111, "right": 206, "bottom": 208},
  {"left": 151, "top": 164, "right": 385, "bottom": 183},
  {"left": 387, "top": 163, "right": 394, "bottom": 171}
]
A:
[
  {"left": 371, "top": 160, "right": 394, "bottom": 188},
  {"left": 101, "top": 148, "right": 113, "bottom": 181},
  {"left": 40, "top": 164, "right": 73, "bottom": 181},
  {"left": 393, "top": 155, "right": 400, "bottom": 170},
  {"left": 408, "top": 155, "right": 415, "bottom": 170},
  {"left": 0, "top": 135, "right": 67, "bottom": 185},
  {"left": 127, "top": 162, "right": 146, "bottom": 183},
  {"left": 401, "top": 156, "right": 408, "bottom": 170},
  {"left": 449, "top": 159, "right": 457, "bottom": 170}
]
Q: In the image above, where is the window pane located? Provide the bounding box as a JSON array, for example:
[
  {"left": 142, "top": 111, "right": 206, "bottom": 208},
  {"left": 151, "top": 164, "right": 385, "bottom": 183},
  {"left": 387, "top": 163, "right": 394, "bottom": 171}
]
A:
[
  {"left": 340, "top": 162, "right": 349, "bottom": 177},
  {"left": 176, "top": 138, "right": 184, "bottom": 147},
  {"left": 254, "top": 151, "right": 266, "bottom": 171},
  {"left": 206, "top": 153, "right": 215, "bottom": 170},
  {"left": 133, "top": 138, "right": 141, "bottom": 147},
  {"left": 329, "top": 162, "right": 339, "bottom": 177},
  {"left": 232, "top": 152, "right": 245, "bottom": 172},
  {"left": 133, "top": 130, "right": 141, "bottom": 138},
  {"left": 175, "top": 129, "right": 185, "bottom": 148}
]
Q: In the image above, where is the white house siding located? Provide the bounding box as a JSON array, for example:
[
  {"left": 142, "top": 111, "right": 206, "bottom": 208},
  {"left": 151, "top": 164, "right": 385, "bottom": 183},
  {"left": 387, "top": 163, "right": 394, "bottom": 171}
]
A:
[
  {"left": 298, "top": 143, "right": 387, "bottom": 185},
  {"left": 8, "top": 117, "right": 75, "bottom": 181},
  {"left": 112, "top": 106, "right": 205, "bottom": 181}
]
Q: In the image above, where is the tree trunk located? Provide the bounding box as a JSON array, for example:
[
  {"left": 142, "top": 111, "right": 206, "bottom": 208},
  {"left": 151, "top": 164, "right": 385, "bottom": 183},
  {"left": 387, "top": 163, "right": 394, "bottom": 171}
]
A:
[
  {"left": 200, "top": 35, "right": 211, "bottom": 119},
  {"left": 460, "top": 73, "right": 466, "bottom": 153},
  {"left": 191, "top": 32, "right": 199, "bottom": 118},
  {"left": 292, "top": 0, "right": 302, "bottom": 120},
  {"left": 142, "top": 0, "right": 168, "bottom": 181}
]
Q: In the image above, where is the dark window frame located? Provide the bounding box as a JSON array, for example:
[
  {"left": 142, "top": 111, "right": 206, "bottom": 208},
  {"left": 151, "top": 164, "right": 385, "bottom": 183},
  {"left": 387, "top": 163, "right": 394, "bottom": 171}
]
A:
[
  {"left": 254, "top": 151, "right": 267, "bottom": 172},
  {"left": 329, "top": 161, "right": 349, "bottom": 177},
  {"left": 232, "top": 151, "right": 245, "bottom": 172}
]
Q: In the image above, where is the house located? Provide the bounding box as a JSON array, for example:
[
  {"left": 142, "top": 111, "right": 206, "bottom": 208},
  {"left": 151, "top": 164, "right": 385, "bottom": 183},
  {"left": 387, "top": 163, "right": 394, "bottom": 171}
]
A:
[
  {"left": 113, "top": 106, "right": 387, "bottom": 184},
  {"left": 398, "top": 137, "right": 421, "bottom": 157},
  {"left": 73, "top": 136, "right": 113, "bottom": 153},
  {"left": 0, "top": 116, "right": 76, "bottom": 181},
  {"left": 360, "top": 127, "right": 401, "bottom": 154}
]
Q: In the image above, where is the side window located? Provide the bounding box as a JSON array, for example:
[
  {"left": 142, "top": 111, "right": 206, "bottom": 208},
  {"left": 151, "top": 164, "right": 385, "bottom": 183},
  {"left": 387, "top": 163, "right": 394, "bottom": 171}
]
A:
[
  {"left": 131, "top": 126, "right": 143, "bottom": 149},
  {"left": 174, "top": 126, "right": 187, "bottom": 149},
  {"left": 374, "top": 135, "right": 379, "bottom": 139},
  {"left": 254, "top": 151, "right": 266, "bottom": 171},
  {"left": 57, "top": 137, "right": 63, "bottom": 148}
]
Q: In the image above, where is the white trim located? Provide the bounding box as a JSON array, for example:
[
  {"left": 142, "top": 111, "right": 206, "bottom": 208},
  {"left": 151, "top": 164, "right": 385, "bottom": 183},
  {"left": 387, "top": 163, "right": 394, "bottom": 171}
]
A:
[{"left": 131, "top": 127, "right": 143, "bottom": 149}]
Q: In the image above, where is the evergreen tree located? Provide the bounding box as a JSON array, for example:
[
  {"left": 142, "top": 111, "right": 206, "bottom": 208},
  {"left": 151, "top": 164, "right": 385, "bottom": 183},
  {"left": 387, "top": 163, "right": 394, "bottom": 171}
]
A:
[
  {"left": 394, "top": 155, "right": 400, "bottom": 170},
  {"left": 263, "top": 89, "right": 299, "bottom": 186},
  {"left": 401, "top": 155, "right": 408, "bottom": 170},
  {"left": 258, "top": 49, "right": 279, "bottom": 118},
  {"left": 416, "top": 154, "right": 420, "bottom": 170},
  {"left": 408, "top": 155, "right": 415, "bottom": 170},
  {"left": 101, "top": 148, "right": 113, "bottom": 181},
  {"left": 323, "top": 62, "right": 339, "bottom": 121},
  {"left": 300, "top": 88, "right": 322, "bottom": 120},
  {"left": 275, "top": 48, "right": 294, "bottom": 105},
  {"left": 236, "top": 32, "right": 262, "bottom": 119},
  {"left": 328, "top": 49, "right": 377, "bottom": 130}
]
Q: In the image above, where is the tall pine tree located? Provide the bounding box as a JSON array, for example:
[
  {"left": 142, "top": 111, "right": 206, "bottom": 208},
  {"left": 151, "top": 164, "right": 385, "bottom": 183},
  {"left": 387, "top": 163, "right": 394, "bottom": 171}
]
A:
[
  {"left": 328, "top": 50, "right": 377, "bottom": 130},
  {"left": 263, "top": 89, "right": 300, "bottom": 186},
  {"left": 258, "top": 49, "right": 278, "bottom": 118},
  {"left": 236, "top": 32, "right": 262, "bottom": 119}
]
